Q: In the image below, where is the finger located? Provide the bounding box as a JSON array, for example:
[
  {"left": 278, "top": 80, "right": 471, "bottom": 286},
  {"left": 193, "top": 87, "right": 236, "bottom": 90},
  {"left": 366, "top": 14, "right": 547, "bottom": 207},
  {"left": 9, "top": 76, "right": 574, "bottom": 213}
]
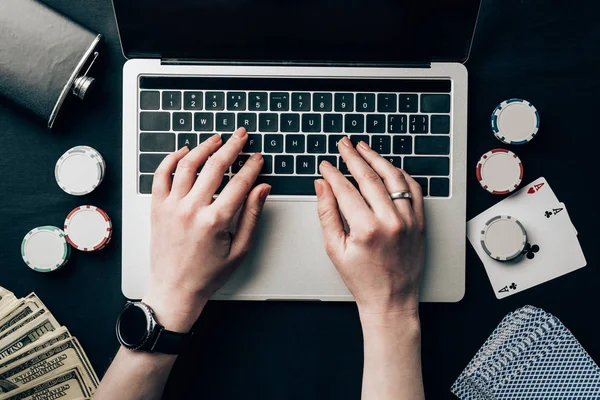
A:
[
  {"left": 170, "top": 134, "right": 223, "bottom": 199},
  {"left": 152, "top": 147, "right": 190, "bottom": 202},
  {"left": 189, "top": 128, "right": 248, "bottom": 203},
  {"left": 337, "top": 136, "right": 396, "bottom": 216},
  {"left": 230, "top": 184, "right": 271, "bottom": 258},
  {"left": 314, "top": 179, "right": 346, "bottom": 255},
  {"left": 399, "top": 170, "right": 425, "bottom": 231},
  {"left": 212, "top": 153, "right": 264, "bottom": 219},
  {"left": 319, "top": 160, "right": 373, "bottom": 228},
  {"left": 356, "top": 141, "right": 414, "bottom": 216}
]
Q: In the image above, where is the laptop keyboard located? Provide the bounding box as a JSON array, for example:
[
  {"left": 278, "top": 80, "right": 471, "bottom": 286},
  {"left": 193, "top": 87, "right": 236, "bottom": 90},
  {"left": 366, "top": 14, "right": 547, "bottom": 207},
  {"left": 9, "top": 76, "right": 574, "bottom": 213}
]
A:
[{"left": 137, "top": 77, "right": 452, "bottom": 197}]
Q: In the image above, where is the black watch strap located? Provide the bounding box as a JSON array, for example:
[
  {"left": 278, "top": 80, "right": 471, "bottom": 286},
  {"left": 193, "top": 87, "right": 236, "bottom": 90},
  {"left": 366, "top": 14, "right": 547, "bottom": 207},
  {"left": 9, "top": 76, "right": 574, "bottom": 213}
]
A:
[{"left": 150, "top": 327, "right": 192, "bottom": 355}]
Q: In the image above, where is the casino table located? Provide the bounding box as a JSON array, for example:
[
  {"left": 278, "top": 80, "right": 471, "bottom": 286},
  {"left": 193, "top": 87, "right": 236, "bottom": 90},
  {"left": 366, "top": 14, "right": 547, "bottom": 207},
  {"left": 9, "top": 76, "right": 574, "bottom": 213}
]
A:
[{"left": 1, "top": 0, "right": 599, "bottom": 398}]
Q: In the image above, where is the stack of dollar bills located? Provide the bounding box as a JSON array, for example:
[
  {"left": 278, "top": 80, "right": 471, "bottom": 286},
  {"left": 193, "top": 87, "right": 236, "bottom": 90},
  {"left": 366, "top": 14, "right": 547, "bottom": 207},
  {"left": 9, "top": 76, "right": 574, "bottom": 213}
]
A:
[{"left": 0, "top": 287, "right": 98, "bottom": 400}]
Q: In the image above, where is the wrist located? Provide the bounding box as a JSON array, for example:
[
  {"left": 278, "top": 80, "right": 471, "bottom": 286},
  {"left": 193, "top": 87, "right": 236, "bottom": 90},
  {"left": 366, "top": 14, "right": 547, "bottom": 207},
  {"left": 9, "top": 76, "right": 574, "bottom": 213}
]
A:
[
  {"left": 359, "top": 304, "right": 421, "bottom": 339},
  {"left": 142, "top": 287, "right": 207, "bottom": 333}
]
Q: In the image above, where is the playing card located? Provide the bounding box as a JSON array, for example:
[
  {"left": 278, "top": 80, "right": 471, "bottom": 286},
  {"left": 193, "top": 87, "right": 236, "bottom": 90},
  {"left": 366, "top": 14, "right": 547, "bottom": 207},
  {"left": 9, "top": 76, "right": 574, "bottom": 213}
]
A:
[
  {"left": 541, "top": 201, "right": 577, "bottom": 235},
  {"left": 467, "top": 178, "right": 586, "bottom": 299}
]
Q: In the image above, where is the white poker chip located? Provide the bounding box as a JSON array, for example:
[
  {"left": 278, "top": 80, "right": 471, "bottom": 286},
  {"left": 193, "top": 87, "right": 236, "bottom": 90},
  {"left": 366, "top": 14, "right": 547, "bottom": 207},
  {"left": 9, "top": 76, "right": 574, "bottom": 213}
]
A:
[
  {"left": 491, "top": 98, "right": 540, "bottom": 145},
  {"left": 480, "top": 215, "right": 527, "bottom": 261},
  {"left": 55, "top": 146, "right": 105, "bottom": 196},
  {"left": 476, "top": 149, "right": 523, "bottom": 195},
  {"left": 21, "top": 226, "right": 71, "bottom": 272},
  {"left": 64, "top": 205, "right": 112, "bottom": 251}
]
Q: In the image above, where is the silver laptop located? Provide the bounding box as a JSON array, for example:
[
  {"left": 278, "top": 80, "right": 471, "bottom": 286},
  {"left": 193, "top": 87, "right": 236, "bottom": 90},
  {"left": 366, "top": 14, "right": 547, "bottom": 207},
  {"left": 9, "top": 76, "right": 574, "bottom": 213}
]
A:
[{"left": 114, "top": 0, "right": 481, "bottom": 302}]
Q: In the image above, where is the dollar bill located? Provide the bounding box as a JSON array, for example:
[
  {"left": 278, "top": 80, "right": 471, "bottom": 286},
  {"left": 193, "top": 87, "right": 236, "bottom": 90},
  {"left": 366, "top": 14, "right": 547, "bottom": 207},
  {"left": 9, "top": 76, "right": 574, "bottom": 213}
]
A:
[
  {"left": 0, "top": 367, "right": 91, "bottom": 400},
  {"left": 0, "top": 316, "right": 61, "bottom": 362},
  {"left": 0, "top": 309, "right": 57, "bottom": 343},
  {"left": 0, "top": 338, "right": 98, "bottom": 394},
  {"left": 0, "top": 296, "right": 17, "bottom": 320},
  {"left": 0, "top": 289, "right": 13, "bottom": 303},
  {"left": 0, "top": 302, "right": 43, "bottom": 338},
  {"left": 0, "top": 330, "right": 71, "bottom": 370}
]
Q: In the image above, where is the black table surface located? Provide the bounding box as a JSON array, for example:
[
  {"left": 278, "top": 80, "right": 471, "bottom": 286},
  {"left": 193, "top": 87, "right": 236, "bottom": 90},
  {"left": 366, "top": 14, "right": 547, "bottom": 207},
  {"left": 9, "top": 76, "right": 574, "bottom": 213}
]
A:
[{"left": 1, "top": 1, "right": 599, "bottom": 398}]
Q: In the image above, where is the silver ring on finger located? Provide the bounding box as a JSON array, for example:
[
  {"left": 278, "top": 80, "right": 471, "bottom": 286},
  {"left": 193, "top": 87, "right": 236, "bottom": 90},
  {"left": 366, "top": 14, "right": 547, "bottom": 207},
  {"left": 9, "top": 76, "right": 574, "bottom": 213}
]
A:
[{"left": 389, "top": 191, "right": 412, "bottom": 201}]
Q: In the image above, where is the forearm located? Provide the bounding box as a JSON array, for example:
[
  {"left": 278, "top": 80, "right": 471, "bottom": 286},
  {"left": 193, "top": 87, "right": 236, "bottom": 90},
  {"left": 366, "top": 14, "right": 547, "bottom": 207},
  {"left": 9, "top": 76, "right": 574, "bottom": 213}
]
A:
[{"left": 360, "top": 311, "right": 425, "bottom": 400}]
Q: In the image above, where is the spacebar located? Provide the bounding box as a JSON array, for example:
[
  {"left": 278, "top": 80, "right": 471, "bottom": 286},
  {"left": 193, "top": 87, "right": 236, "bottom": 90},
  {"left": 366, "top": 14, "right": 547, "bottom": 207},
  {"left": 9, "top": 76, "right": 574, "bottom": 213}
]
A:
[{"left": 254, "top": 176, "right": 318, "bottom": 195}]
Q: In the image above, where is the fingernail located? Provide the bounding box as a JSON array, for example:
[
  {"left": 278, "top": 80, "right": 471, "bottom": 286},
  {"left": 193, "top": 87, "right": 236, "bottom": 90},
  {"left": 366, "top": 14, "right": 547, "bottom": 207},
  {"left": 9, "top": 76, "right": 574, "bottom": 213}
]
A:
[
  {"left": 210, "top": 134, "right": 221, "bottom": 143},
  {"left": 179, "top": 146, "right": 189, "bottom": 152},
  {"left": 260, "top": 185, "right": 271, "bottom": 204},
  {"left": 320, "top": 160, "right": 332, "bottom": 169},
  {"left": 235, "top": 127, "right": 248, "bottom": 138},
  {"left": 340, "top": 136, "right": 352, "bottom": 147},
  {"left": 251, "top": 152, "right": 263, "bottom": 161},
  {"left": 358, "top": 141, "right": 370, "bottom": 149},
  {"left": 314, "top": 179, "right": 323, "bottom": 197}
]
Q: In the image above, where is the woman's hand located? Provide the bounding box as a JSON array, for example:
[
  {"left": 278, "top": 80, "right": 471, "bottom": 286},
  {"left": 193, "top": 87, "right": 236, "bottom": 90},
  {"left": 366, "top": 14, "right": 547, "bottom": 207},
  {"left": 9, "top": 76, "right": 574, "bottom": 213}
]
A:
[
  {"left": 143, "top": 128, "right": 270, "bottom": 332},
  {"left": 315, "top": 137, "right": 426, "bottom": 319}
]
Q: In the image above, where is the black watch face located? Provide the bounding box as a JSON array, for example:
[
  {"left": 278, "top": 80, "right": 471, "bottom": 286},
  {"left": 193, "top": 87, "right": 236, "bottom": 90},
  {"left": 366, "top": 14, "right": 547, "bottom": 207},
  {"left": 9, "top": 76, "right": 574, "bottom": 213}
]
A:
[{"left": 117, "top": 303, "right": 150, "bottom": 347}]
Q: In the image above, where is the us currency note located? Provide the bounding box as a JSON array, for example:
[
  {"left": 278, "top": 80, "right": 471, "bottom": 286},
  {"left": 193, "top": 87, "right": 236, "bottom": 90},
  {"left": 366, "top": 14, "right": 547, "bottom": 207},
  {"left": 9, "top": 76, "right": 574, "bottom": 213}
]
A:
[
  {"left": 0, "top": 330, "right": 71, "bottom": 370},
  {"left": 0, "top": 302, "right": 43, "bottom": 338},
  {"left": 0, "top": 309, "right": 57, "bottom": 343},
  {"left": 0, "top": 367, "right": 91, "bottom": 400},
  {"left": 0, "top": 289, "right": 12, "bottom": 303},
  {"left": 0, "top": 316, "right": 61, "bottom": 362},
  {"left": 0, "top": 338, "right": 98, "bottom": 393}
]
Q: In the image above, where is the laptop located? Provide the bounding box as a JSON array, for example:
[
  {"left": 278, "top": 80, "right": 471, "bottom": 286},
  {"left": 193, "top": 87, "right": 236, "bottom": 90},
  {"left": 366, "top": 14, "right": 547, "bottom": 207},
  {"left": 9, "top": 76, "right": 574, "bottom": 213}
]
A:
[{"left": 114, "top": 0, "right": 482, "bottom": 302}]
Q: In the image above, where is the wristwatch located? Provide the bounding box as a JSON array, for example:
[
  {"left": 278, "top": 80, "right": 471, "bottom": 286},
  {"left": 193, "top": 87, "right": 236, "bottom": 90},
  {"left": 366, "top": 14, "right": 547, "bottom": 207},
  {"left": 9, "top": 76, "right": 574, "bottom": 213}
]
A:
[{"left": 116, "top": 301, "right": 192, "bottom": 355}]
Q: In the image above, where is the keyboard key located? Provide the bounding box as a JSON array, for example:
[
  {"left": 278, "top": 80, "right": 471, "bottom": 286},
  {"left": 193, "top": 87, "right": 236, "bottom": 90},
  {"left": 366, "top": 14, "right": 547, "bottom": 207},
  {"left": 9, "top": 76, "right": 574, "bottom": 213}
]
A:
[
  {"left": 199, "top": 134, "right": 215, "bottom": 144},
  {"left": 232, "top": 155, "right": 250, "bottom": 173},
  {"left": 140, "top": 154, "right": 168, "bottom": 173},
  {"left": 339, "top": 158, "right": 350, "bottom": 175},
  {"left": 430, "top": 177, "right": 449, "bottom": 197},
  {"left": 244, "top": 134, "right": 262, "bottom": 152},
  {"left": 262, "top": 155, "right": 273, "bottom": 174},
  {"left": 259, "top": 114, "right": 278, "bottom": 132},
  {"left": 388, "top": 115, "right": 407, "bottom": 133},
  {"left": 205, "top": 92, "right": 225, "bottom": 110},
  {"left": 173, "top": 112, "right": 192, "bottom": 131},
  {"left": 349, "top": 135, "right": 369, "bottom": 147},
  {"left": 248, "top": 92, "right": 268, "bottom": 111},
  {"left": 162, "top": 91, "right": 181, "bottom": 110},
  {"left": 220, "top": 134, "right": 233, "bottom": 144},
  {"left": 421, "top": 94, "right": 450, "bottom": 113},
  {"left": 409, "top": 115, "right": 429, "bottom": 133},
  {"left": 183, "top": 92, "right": 203, "bottom": 110},
  {"left": 178, "top": 133, "right": 198, "bottom": 149},
  {"left": 140, "top": 132, "right": 176, "bottom": 152},
  {"left": 328, "top": 135, "right": 345, "bottom": 154},
  {"left": 194, "top": 113, "right": 214, "bottom": 131},
  {"left": 431, "top": 115, "right": 450, "bottom": 134},
  {"left": 398, "top": 94, "right": 418, "bottom": 112},
  {"left": 140, "top": 91, "right": 160, "bottom": 110},
  {"left": 334, "top": 93, "right": 354, "bottom": 112},
  {"left": 302, "top": 114, "right": 321, "bottom": 133},
  {"left": 270, "top": 92, "right": 289, "bottom": 111},
  {"left": 296, "top": 156, "right": 316, "bottom": 175},
  {"left": 285, "top": 135, "right": 305, "bottom": 153},
  {"left": 393, "top": 136, "right": 413, "bottom": 154},
  {"left": 413, "top": 177, "right": 428, "bottom": 196},
  {"left": 281, "top": 114, "right": 300, "bottom": 132},
  {"left": 345, "top": 114, "right": 364, "bottom": 133},
  {"left": 377, "top": 94, "right": 397, "bottom": 113},
  {"left": 356, "top": 93, "right": 375, "bottom": 112},
  {"left": 291, "top": 93, "right": 311, "bottom": 111},
  {"left": 366, "top": 114, "right": 385, "bottom": 133},
  {"left": 140, "top": 112, "right": 170, "bottom": 131},
  {"left": 264, "top": 134, "right": 284, "bottom": 153},
  {"left": 323, "top": 114, "right": 343, "bottom": 133},
  {"left": 403, "top": 157, "right": 449, "bottom": 176},
  {"left": 384, "top": 156, "right": 402, "bottom": 169},
  {"left": 317, "top": 156, "right": 337, "bottom": 172},
  {"left": 254, "top": 176, "right": 318, "bottom": 195},
  {"left": 371, "top": 135, "right": 391, "bottom": 154},
  {"left": 313, "top": 93, "right": 333, "bottom": 112},
  {"left": 307, "top": 135, "right": 327, "bottom": 154},
  {"left": 227, "top": 92, "right": 246, "bottom": 110},
  {"left": 139, "top": 175, "right": 154, "bottom": 194},
  {"left": 237, "top": 113, "right": 257, "bottom": 132},
  {"left": 415, "top": 136, "right": 450, "bottom": 155},
  {"left": 275, "top": 155, "right": 294, "bottom": 174},
  {"left": 216, "top": 113, "right": 236, "bottom": 132}
]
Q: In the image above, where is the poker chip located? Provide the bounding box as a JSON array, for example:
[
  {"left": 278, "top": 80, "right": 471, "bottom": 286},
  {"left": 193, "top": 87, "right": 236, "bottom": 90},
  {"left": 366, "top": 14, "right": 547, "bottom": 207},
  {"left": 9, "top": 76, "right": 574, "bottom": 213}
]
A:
[
  {"left": 491, "top": 98, "right": 540, "bottom": 145},
  {"left": 480, "top": 215, "right": 527, "bottom": 262},
  {"left": 21, "top": 226, "right": 71, "bottom": 272},
  {"left": 55, "top": 146, "right": 105, "bottom": 196},
  {"left": 476, "top": 149, "right": 523, "bottom": 195},
  {"left": 64, "top": 205, "right": 112, "bottom": 251}
]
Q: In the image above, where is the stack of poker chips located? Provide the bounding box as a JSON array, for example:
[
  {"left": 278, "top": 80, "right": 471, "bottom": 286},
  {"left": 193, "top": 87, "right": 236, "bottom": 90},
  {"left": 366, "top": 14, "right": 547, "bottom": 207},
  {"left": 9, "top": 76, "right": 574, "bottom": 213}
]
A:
[{"left": 20, "top": 146, "right": 112, "bottom": 273}]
